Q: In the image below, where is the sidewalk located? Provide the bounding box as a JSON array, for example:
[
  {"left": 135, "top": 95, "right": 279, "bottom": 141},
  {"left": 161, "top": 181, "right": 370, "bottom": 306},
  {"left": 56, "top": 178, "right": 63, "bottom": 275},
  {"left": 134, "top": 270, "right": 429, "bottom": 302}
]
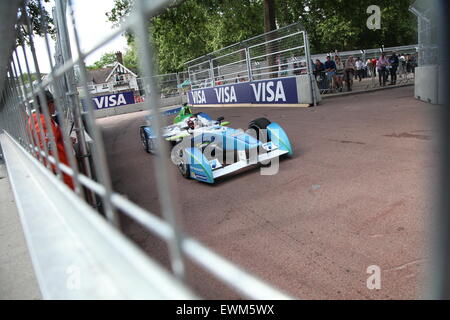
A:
[
  {"left": 0, "top": 150, "right": 41, "bottom": 300},
  {"left": 319, "top": 72, "right": 415, "bottom": 97}
]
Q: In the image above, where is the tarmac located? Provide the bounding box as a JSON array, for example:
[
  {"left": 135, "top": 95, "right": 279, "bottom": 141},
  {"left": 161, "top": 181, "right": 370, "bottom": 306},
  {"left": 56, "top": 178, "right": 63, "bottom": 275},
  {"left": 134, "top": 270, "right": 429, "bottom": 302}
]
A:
[
  {"left": 0, "top": 84, "right": 439, "bottom": 300},
  {"left": 99, "top": 85, "right": 440, "bottom": 299}
]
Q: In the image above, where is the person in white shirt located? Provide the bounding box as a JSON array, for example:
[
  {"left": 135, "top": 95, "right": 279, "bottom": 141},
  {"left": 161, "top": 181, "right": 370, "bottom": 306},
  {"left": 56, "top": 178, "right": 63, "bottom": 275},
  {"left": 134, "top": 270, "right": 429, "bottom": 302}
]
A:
[
  {"left": 355, "top": 57, "right": 364, "bottom": 81},
  {"left": 334, "top": 55, "right": 344, "bottom": 92}
]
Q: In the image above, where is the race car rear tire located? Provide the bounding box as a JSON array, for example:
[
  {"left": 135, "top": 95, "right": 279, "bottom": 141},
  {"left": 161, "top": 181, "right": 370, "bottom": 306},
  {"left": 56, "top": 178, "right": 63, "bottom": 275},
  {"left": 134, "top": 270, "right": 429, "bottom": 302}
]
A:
[{"left": 140, "top": 127, "right": 150, "bottom": 153}]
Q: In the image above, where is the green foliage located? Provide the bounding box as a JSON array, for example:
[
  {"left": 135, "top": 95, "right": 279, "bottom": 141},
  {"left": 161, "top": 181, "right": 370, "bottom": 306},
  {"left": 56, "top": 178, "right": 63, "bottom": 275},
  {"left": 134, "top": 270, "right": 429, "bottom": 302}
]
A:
[
  {"left": 87, "top": 52, "right": 117, "bottom": 70},
  {"left": 106, "top": 0, "right": 133, "bottom": 26},
  {"left": 123, "top": 41, "right": 139, "bottom": 73},
  {"left": 88, "top": 49, "right": 139, "bottom": 74},
  {"left": 107, "top": 0, "right": 417, "bottom": 73},
  {"left": 150, "top": 0, "right": 214, "bottom": 73},
  {"left": 275, "top": 0, "right": 417, "bottom": 53},
  {"left": 17, "top": 0, "right": 55, "bottom": 46},
  {"left": 21, "top": 73, "right": 39, "bottom": 85}
]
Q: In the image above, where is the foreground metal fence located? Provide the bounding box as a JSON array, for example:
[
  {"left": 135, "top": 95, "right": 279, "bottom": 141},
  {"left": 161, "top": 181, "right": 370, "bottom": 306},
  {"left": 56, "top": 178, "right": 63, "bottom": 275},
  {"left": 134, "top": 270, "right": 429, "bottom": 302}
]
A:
[
  {"left": 0, "top": 0, "right": 291, "bottom": 299},
  {"left": 410, "top": 1, "right": 439, "bottom": 67}
]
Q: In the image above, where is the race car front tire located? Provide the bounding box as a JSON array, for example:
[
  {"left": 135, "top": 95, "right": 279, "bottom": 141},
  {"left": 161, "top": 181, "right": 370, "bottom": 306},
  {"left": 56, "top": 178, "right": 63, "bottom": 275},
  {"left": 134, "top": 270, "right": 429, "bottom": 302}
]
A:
[
  {"left": 248, "top": 117, "right": 272, "bottom": 166},
  {"left": 140, "top": 127, "right": 150, "bottom": 153},
  {"left": 178, "top": 162, "right": 190, "bottom": 179}
]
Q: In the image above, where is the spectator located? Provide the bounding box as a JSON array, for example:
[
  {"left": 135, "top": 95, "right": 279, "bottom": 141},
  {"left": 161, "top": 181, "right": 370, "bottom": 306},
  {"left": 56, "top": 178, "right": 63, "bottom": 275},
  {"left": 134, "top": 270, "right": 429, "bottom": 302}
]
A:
[
  {"left": 293, "top": 62, "right": 301, "bottom": 75},
  {"left": 388, "top": 52, "right": 399, "bottom": 85},
  {"left": 399, "top": 53, "right": 406, "bottom": 65},
  {"left": 376, "top": 53, "right": 389, "bottom": 86},
  {"left": 399, "top": 53, "right": 406, "bottom": 75},
  {"left": 314, "top": 59, "right": 325, "bottom": 77},
  {"left": 366, "top": 58, "right": 373, "bottom": 77},
  {"left": 411, "top": 54, "right": 417, "bottom": 73},
  {"left": 215, "top": 77, "right": 223, "bottom": 86},
  {"left": 362, "top": 59, "right": 368, "bottom": 78},
  {"left": 406, "top": 54, "right": 411, "bottom": 73},
  {"left": 323, "top": 55, "right": 338, "bottom": 92},
  {"left": 371, "top": 57, "right": 378, "bottom": 77},
  {"left": 27, "top": 90, "right": 75, "bottom": 190},
  {"left": 334, "top": 55, "right": 344, "bottom": 92},
  {"left": 406, "top": 53, "right": 417, "bottom": 73},
  {"left": 344, "top": 56, "right": 355, "bottom": 91},
  {"left": 300, "top": 61, "right": 308, "bottom": 74},
  {"left": 314, "top": 59, "right": 326, "bottom": 90},
  {"left": 355, "top": 57, "right": 364, "bottom": 81}
]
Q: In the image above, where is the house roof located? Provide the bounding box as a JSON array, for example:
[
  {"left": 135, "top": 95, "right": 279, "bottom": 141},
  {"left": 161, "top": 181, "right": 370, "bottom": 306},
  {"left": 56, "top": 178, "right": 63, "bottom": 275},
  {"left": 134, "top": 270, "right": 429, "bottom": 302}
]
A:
[
  {"left": 86, "top": 67, "right": 114, "bottom": 84},
  {"left": 105, "top": 62, "right": 138, "bottom": 82},
  {"left": 85, "top": 62, "right": 138, "bottom": 85}
]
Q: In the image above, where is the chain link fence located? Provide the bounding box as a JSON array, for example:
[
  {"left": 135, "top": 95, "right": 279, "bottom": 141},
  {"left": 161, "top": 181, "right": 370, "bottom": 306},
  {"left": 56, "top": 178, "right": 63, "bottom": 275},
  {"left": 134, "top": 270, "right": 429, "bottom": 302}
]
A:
[
  {"left": 0, "top": 0, "right": 292, "bottom": 299},
  {"left": 410, "top": 0, "right": 439, "bottom": 66}
]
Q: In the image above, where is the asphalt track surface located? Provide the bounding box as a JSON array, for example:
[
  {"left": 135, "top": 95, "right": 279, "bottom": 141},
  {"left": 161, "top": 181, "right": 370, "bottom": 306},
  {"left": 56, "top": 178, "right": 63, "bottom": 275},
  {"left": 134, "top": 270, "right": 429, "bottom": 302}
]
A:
[{"left": 99, "top": 86, "right": 440, "bottom": 299}]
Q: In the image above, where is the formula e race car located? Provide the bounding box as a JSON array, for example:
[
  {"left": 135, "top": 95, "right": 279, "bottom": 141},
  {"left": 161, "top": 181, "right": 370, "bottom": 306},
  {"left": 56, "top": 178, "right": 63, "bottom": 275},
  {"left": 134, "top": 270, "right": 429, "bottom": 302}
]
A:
[{"left": 139, "top": 104, "right": 293, "bottom": 183}]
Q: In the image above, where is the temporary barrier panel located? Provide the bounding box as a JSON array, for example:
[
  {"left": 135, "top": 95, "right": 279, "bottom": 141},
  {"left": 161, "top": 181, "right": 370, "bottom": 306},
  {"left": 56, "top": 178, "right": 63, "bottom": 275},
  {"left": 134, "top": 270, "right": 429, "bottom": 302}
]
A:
[
  {"left": 187, "top": 75, "right": 320, "bottom": 106},
  {"left": 91, "top": 91, "right": 135, "bottom": 109}
]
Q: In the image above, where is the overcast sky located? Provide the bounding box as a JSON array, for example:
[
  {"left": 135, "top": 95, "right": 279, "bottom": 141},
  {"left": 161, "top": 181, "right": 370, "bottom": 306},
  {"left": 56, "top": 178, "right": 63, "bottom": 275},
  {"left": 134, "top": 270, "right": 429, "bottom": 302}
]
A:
[{"left": 19, "top": 0, "right": 128, "bottom": 74}]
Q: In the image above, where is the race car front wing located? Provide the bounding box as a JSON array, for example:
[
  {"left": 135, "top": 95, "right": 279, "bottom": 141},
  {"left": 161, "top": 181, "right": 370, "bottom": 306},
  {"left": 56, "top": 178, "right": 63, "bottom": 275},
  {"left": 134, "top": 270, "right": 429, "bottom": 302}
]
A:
[{"left": 212, "top": 148, "right": 288, "bottom": 179}]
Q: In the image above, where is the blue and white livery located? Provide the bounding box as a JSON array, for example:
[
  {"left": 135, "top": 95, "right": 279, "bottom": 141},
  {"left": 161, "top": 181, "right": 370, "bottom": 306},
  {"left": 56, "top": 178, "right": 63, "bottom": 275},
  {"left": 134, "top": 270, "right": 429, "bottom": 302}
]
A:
[{"left": 139, "top": 111, "right": 293, "bottom": 184}]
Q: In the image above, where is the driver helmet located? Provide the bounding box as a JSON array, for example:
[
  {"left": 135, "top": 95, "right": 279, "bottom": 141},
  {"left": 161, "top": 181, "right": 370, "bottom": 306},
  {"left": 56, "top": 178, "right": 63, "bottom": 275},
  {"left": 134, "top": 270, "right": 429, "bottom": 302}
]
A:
[
  {"left": 187, "top": 116, "right": 200, "bottom": 130},
  {"left": 182, "top": 102, "right": 192, "bottom": 114}
]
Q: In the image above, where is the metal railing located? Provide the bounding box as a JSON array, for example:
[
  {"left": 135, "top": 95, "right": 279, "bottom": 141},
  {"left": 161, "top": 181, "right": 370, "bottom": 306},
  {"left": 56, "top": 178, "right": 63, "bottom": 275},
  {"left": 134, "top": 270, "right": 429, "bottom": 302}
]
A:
[
  {"left": 137, "top": 71, "right": 189, "bottom": 99},
  {"left": 311, "top": 45, "right": 418, "bottom": 95},
  {"left": 0, "top": 0, "right": 292, "bottom": 299},
  {"left": 186, "top": 22, "right": 311, "bottom": 89},
  {"left": 184, "top": 22, "right": 417, "bottom": 98}
]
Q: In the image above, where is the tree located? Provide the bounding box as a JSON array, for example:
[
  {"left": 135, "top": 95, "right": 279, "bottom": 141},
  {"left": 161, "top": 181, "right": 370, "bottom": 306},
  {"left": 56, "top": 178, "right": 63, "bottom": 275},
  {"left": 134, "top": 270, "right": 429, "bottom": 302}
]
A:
[
  {"left": 17, "top": 0, "right": 55, "bottom": 46},
  {"left": 123, "top": 41, "right": 139, "bottom": 73},
  {"left": 106, "top": 0, "right": 417, "bottom": 73},
  {"left": 264, "top": 0, "right": 276, "bottom": 32},
  {"left": 274, "top": 0, "right": 416, "bottom": 53},
  {"left": 106, "top": 0, "right": 133, "bottom": 27},
  {"left": 87, "top": 52, "right": 117, "bottom": 70}
]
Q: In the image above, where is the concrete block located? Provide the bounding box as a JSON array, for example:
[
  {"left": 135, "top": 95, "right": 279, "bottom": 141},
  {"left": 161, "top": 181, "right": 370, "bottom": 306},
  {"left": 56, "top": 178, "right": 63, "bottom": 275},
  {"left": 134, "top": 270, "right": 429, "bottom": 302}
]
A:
[
  {"left": 414, "top": 65, "right": 438, "bottom": 104},
  {"left": 296, "top": 74, "right": 321, "bottom": 105}
]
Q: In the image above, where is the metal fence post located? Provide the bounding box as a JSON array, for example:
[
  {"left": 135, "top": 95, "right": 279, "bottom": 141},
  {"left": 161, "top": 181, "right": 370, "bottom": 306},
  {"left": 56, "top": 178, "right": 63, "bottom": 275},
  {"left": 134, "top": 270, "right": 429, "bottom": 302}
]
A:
[
  {"left": 304, "top": 32, "right": 317, "bottom": 106},
  {"left": 133, "top": 0, "right": 186, "bottom": 281},
  {"left": 176, "top": 72, "right": 182, "bottom": 104},
  {"left": 245, "top": 47, "right": 253, "bottom": 82},
  {"left": 66, "top": 0, "right": 120, "bottom": 227},
  {"left": 209, "top": 58, "right": 215, "bottom": 87},
  {"left": 55, "top": 0, "right": 96, "bottom": 205}
]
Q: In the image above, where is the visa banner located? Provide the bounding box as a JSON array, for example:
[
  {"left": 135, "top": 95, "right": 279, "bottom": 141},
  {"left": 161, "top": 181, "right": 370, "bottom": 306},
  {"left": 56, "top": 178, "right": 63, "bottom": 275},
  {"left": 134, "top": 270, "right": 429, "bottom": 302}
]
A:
[
  {"left": 187, "top": 77, "right": 298, "bottom": 105},
  {"left": 91, "top": 91, "right": 135, "bottom": 109}
]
